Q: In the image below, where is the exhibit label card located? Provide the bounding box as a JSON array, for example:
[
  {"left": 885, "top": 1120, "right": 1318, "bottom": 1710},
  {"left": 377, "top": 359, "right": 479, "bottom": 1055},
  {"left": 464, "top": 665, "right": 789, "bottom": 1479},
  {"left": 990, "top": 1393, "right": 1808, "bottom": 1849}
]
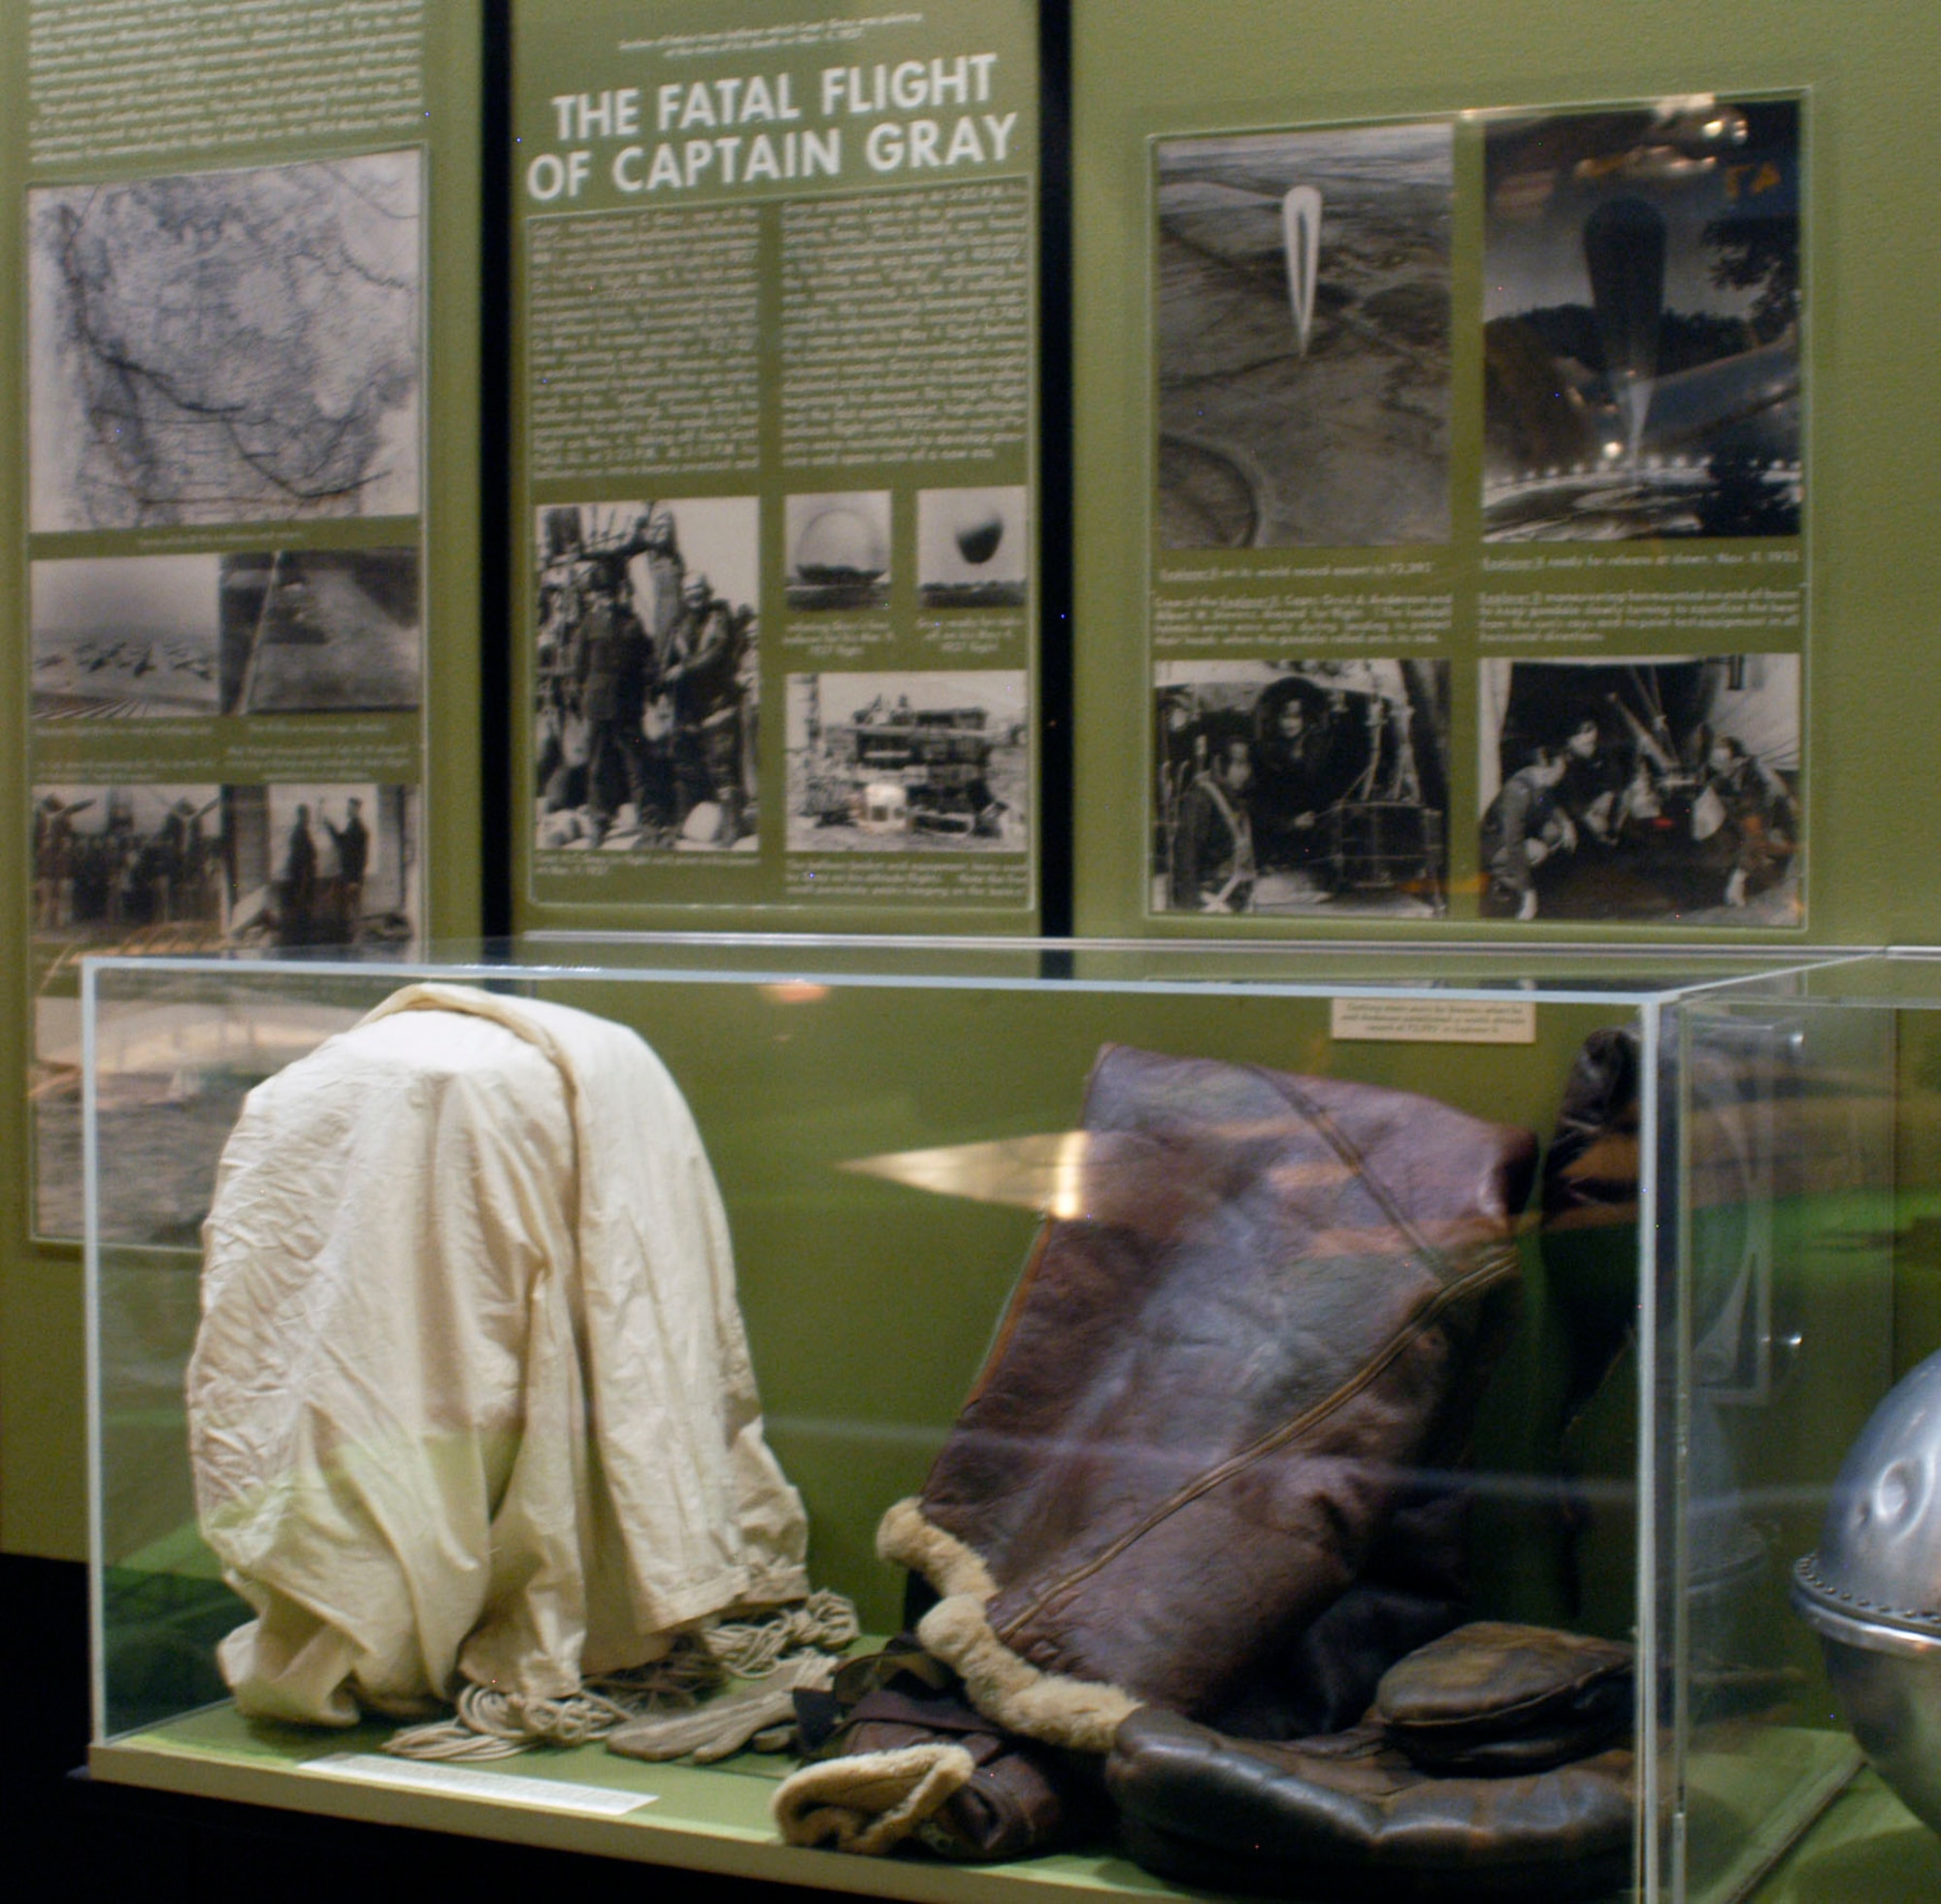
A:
[
  {"left": 511, "top": 0, "right": 1040, "bottom": 932},
  {"left": 6, "top": 1, "right": 483, "bottom": 1241},
  {"left": 1062, "top": 3, "right": 1887, "bottom": 941}
]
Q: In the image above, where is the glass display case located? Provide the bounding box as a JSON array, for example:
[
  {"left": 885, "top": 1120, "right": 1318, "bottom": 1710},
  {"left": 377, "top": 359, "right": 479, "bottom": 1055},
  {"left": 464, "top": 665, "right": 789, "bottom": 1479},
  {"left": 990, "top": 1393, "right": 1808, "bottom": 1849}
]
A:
[{"left": 80, "top": 938, "right": 1941, "bottom": 1902}]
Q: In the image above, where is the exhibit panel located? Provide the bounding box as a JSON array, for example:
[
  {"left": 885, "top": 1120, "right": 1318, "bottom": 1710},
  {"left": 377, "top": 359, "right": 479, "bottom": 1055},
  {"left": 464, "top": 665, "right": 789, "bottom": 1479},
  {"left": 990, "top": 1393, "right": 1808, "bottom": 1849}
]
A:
[
  {"left": 78, "top": 939, "right": 1941, "bottom": 1900},
  {"left": 510, "top": 0, "right": 1044, "bottom": 934},
  {"left": 2, "top": 0, "right": 486, "bottom": 1278},
  {"left": 1071, "top": 0, "right": 1941, "bottom": 943}
]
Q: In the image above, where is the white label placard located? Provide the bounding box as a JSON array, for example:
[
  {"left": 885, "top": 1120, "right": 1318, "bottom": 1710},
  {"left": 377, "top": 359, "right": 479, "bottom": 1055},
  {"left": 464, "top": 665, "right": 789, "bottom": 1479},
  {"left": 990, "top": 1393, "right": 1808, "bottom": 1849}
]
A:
[
  {"left": 1331, "top": 998, "right": 1536, "bottom": 1044},
  {"left": 308, "top": 1753, "right": 657, "bottom": 1818}
]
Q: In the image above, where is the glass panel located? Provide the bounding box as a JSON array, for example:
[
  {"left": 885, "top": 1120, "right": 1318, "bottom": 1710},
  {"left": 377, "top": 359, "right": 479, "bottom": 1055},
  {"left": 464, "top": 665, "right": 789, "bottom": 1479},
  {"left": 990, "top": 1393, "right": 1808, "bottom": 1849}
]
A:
[
  {"left": 106, "top": 942, "right": 1902, "bottom": 1898},
  {"left": 1670, "top": 996, "right": 1898, "bottom": 1903}
]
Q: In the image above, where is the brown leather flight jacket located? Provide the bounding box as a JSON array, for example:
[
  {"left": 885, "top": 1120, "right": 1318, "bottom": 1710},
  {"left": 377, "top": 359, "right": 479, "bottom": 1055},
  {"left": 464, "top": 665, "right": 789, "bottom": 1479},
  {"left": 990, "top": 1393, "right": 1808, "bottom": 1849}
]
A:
[{"left": 880, "top": 1044, "right": 1539, "bottom": 1752}]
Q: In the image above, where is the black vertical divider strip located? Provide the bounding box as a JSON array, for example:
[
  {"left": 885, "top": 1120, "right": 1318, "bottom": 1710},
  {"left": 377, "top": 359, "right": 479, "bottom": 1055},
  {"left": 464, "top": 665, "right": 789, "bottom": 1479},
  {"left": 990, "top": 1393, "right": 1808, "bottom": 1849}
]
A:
[
  {"left": 479, "top": 0, "right": 515, "bottom": 942},
  {"left": 1037, "top": 0, "right": 1075, "bottom": 945}
]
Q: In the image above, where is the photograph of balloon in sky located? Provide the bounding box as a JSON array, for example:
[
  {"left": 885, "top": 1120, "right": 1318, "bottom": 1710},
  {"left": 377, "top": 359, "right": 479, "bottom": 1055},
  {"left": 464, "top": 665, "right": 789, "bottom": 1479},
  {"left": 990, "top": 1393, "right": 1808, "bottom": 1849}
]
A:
[
  {"left": 1153, "top": 118, "right": 1454, "bottom": 549},
  {"left": 1482, "top": 98, "right": 1801, "bottom": 541},
  {"left": 918, "top": 486, "right": 1028, "bottom": 609},
  {"left": 786, "top": 490, "right": 891, "bottom": 610}
]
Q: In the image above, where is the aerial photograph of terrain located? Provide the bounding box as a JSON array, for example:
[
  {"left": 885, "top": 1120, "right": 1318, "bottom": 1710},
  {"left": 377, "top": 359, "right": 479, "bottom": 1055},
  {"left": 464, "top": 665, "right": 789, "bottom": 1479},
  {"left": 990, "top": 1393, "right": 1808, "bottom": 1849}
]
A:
[{"left": 1154, "top": 118, "right": 1453, "bottom": 549}]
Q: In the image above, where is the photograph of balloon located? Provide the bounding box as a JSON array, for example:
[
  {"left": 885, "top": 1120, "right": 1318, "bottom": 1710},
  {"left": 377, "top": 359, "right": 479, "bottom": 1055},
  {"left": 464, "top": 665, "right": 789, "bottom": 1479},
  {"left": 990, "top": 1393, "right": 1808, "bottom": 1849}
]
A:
[
  {"left": 918, "top": 486, "right": 1028, "bottom": 609},
  {"left": 1152, "top": 661, "right": 1450, "bottom": 918},
  {"left": 1153, "top": 118, "right": 1454, "bottom": 549},
  {"left": 1478, "top": 655, "right": 1800, "bottom": 925},
  {"left": 786, "top": 671, "right": 1028, "bottom": 852},
  {"left": 785, "top": 490, "right": 891, "bottom": 610},
  {"left": 1483, "top": 99, "right": 1802, "bottom": 541}
]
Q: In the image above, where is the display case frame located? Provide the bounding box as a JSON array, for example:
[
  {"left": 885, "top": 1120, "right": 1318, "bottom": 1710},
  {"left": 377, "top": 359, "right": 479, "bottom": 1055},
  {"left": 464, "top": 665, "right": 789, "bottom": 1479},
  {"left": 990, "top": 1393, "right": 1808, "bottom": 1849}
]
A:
[{"left": 79, "top": 936, "right": 1941, "bottom": 1903}]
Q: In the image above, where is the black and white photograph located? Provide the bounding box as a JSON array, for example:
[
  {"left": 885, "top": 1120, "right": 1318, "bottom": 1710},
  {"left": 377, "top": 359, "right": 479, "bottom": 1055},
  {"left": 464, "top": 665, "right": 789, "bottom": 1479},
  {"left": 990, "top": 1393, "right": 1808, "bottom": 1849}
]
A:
[
  {"left": 917, "top": 486, "right": 1028, "bottom": 609},
  {"left": 788, "top": 672, "right": 1028, "bottom": 851},
  {"left": 1483, "top": 100, "right": 1801, "bottom": 541},
  {"left": 32, "top": 783, "right": 227, "bottom": 951},
  {"left": 232, "top": 784, "right": 420, "bottom": 948},
  {"left": 32, "top": 555, "right": 221, "bottom": 720},
  {"left": 1479, "top": 656, "right": 1801, "bottom": 924},
  {"left": 785, "top": 491, "right": 891, "bottom": 610},
  {"left": 31, "top": 548, "right": 422, "bottom": 720},
  {"left": 219, "top": 548, "right": 421, "bottom": 714},
  {"left": 32, "top": 992, "right": 359, "bottom": 1244},
  {"left": 29, "top": 150, "right": 422, "bottom": 531},
  {"left": 1153, "top": 661, "right": 1450, "bottom": 916},
  {"left": 1154, "top": 119, "right": 1453, "bottom": 549},
  {"left": 534, "top": 499, "right": 760, "bottom": 853}
]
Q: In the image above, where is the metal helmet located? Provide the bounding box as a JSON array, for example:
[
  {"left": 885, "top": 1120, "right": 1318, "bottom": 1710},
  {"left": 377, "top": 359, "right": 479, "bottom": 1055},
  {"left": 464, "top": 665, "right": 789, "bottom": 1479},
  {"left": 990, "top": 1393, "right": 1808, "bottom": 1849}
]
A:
[{"left": 1793, "top": 1347, "right": 1941, "bottom": 1833}]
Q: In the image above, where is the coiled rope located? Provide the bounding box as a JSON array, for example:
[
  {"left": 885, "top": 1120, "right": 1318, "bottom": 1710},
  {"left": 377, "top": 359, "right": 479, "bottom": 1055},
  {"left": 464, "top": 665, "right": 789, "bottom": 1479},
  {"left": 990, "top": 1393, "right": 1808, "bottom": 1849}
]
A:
[{"left": 381, "top": 1590, "right": 859, "bottom": 1763}]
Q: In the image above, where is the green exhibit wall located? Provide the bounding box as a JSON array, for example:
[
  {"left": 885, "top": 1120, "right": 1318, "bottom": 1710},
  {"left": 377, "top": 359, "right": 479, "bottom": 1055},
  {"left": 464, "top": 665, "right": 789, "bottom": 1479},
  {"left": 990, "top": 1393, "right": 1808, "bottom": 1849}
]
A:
[{"left": 13, "top": 0, "right": 1941, "bottom": 1572}]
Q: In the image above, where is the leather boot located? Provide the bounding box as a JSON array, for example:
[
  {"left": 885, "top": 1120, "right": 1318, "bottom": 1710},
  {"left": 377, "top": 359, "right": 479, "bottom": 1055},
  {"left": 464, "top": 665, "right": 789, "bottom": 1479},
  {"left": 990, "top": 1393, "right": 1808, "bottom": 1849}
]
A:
[{"left": 1106, "top": 1623, "right": 1636, "bottom": 1901}]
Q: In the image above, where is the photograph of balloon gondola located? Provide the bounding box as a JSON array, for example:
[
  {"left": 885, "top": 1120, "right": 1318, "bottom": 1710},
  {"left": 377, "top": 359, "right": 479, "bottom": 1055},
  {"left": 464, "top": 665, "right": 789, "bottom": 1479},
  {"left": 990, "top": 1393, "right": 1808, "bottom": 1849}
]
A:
[
  {"left": 1152, "top": 660, "right": 1450, "bottom": 916},
  {"left": 1153, "top": 119, "right": 1454, "bottom": 549},
  {"left": 787, "top": 671, "right": 1028, "bottom": 852},
  {"left": 1483, "top": 98, "right": 1802, "bottom": 542},
  {"left": 1479, "top": 655, "right": 1801, "bottom": 924}
]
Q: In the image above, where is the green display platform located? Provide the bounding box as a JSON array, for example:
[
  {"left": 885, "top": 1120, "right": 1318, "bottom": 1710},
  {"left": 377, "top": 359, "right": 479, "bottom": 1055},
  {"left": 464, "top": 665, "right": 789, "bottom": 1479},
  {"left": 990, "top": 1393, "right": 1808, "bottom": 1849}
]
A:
[
  {"left": 1749, "top": 1774, "right": 1941, "bottom": 1902},
  {"left": 88, "top": 1700, "right": 1930, "bottom": 1904},
  {"left": 90, "top": 1702, "right": 1176, "bottom": 1904}
]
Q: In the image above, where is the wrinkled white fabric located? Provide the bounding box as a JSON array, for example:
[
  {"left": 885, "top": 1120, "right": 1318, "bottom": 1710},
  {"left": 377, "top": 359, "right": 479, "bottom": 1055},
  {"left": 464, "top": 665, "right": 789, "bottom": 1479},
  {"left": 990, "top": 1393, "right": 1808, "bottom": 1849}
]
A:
[{"left": 187, "top": 982, "right": 809, "bottom": 1726}]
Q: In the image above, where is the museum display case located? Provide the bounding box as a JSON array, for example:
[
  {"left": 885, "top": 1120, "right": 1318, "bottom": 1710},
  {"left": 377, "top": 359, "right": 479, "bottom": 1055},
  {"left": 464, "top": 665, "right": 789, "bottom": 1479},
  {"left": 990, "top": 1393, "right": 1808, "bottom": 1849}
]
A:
[{"left": 79, "top": 938, "right": 1941, "bottom": 1901}]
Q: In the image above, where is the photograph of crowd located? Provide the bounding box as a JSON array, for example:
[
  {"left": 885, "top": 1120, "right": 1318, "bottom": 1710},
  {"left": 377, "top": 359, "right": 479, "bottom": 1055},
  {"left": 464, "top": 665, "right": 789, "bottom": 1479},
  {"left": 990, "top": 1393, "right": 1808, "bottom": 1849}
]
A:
[
  {"left": 786, "top": 492, "right": 891, "bottom": 611},
  {"left": 1154, "top": 119, "right": 1454, "bottom": 549},
  {"left": 33, "top": 781, "right": 420, "bottom": 955},
  {"left": 787, "top": 672, "right": 1028, "bottom": 852},
  {"left": 918, "top": 486, "right": 1028, "bottom": 609},
  {"left": 1153, "top": 661, "right": 1450, "bottom": 916},
  {"left": 1479, "top": 656, "right": 1800, "bottom": 923},
  {"left": 1483, "top": 99, "right": 1801, "bottom": 542},
  {"left": 32, "top": 783, "right": 226, "bottom": 950},
  {"left": 534, "top": 499, "right": 760, "bottom": 853},
  {"left": 30, "top": 151, "right": 421, "bottom": 532}
]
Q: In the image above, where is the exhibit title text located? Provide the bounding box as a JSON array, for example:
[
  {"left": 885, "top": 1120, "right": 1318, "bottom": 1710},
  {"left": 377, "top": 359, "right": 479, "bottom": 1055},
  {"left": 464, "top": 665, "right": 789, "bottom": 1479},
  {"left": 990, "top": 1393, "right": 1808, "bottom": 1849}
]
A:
[{"left": 526, "top": 54, "right": 1018, "bottom": 199}]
